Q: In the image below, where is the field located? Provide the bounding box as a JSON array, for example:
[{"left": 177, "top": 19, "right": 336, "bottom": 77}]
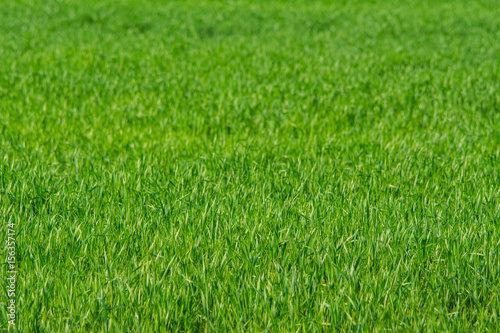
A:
[{"left": 1, "top": 0, "right": 500, "bottom": 331}]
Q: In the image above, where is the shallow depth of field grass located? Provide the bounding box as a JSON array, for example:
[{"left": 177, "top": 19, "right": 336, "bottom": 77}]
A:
[{"left": 1, "top": 0, "right": 500, "bottom": 331}]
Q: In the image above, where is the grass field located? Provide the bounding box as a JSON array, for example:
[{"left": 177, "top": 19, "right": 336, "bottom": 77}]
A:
[{"left": 1, "top": 0, "right": 500, "bottom": 331}]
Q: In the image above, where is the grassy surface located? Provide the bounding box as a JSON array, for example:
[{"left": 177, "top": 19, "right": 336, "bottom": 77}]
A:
[{"left": 1, "top": 0, "right": 500, "bottom": 331}]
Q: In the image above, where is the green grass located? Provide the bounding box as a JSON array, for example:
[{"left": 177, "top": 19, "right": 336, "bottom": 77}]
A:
[{"left": 1, "top": 0, "right": 500, "bottom": 331}]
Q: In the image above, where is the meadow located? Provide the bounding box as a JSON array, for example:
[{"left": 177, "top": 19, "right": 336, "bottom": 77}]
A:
[{"left": 1, "top": 0, "right": 500, "bottom": 331}]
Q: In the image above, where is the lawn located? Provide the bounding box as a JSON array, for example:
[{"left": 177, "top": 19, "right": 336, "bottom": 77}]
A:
[{"left": 1, "top": 0, "right": 500, "bottom": 331}]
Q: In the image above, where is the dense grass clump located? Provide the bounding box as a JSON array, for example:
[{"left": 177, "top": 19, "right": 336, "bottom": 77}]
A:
[{"left": 1, "top": 0, "right": 500, "bottom": 331}]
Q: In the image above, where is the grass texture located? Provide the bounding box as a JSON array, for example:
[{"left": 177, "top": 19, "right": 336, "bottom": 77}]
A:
[{"left": 1, "top": 0, "right": 500, "bottom": 331}]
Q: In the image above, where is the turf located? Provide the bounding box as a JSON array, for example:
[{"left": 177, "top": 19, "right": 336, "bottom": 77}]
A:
[{"left": 1, "top": 0, "right": 500, "bottom": 331}]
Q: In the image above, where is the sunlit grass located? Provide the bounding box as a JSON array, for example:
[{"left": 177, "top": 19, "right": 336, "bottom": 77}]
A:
[{"left": 1, "top": 0, "right": 500, "bottom": 331}]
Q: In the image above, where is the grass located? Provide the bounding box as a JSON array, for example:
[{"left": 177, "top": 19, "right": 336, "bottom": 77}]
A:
[{"left": 1, "top": 0, "right": 500, "bottom": 331}]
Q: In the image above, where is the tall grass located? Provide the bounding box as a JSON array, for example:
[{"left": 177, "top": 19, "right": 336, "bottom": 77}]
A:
[{"left": 1, "top": 0, "right": 499, "bottom": 331}]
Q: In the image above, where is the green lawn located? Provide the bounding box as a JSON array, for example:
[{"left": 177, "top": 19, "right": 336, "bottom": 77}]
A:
[{"left": 1, "top": 0, "right": 500, "bottom": 331}]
